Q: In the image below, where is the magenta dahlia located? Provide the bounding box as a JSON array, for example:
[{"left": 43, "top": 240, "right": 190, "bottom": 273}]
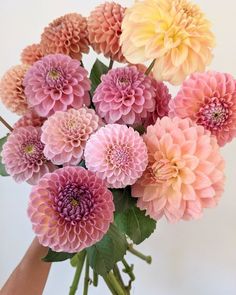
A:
[
  {"left": 169, "top": 71, "right": 236, "bottom": 146},
  {"left": 1, "top": 126, "right": 55, "bottom": 184},
  {"left": 93, "top": 66, "right": 155, "bottom": 125},
  {"left": 28, "top": 167, "right": 114, "bottom": 253},
  {"left": 41, "top": 108, "right": 100, "bottom": 165},
  {"left": 24, "top": 54, "right": 91, "bottom": 117},
  {"left": 84, "top": 124, "right": 148, "bottom": 188},
  {"left": 14, "top": 110, "right": 45, "bottom": 129}
]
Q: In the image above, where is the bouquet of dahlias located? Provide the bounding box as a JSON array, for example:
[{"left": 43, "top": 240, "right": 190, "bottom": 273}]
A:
[{"left": 1, "top": 0, "right": 234, "bottom": 294}]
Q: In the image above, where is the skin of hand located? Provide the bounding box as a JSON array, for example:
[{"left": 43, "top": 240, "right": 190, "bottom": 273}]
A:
[{"left": 0, "top": 237, "right": 52, "bottom": 295}]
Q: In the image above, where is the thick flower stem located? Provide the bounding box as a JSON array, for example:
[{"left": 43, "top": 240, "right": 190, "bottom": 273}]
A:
[
  {"left": 93, "top": 270, "right": 98, "bottom": 287},
  {"left": 113, "top": 264, "right": 128, "bottom": 294},
  {"left": 145, "top": 59, "right": 156, "bottom": 76},
  {"left": 103, "top": 275, "right": 117, "bottom": 295},
  {"left": 0, "top": 116, "right": 13, "bottom": 132},
  {"left": 108, "top": 59, "right": 114, "bottom": 70},
  {"left": 69, "top": 251, "right": 86, "bottom": 295},
  {"left": 83, "top": 257, "right": 90, "bottom": 295},
  {"left": 128, "top": 244, "right": 152, "bottom": 264},
  {"left": 122, "top": 258, "right": 135, "bottom": 282},
  {"left": 106, "top": 271, "right": 127, "bottom": 295}
]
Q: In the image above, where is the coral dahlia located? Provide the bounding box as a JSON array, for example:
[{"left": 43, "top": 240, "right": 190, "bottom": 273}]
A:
[
  {"left": 85, "top": 124, "right": 148, "bottom": 188},
  {"left": 28, "top": 167, "right": 114, "bottom": 253},
  {"left": 21, "top": 44, "right": 44, "bottom": 65},
  {"left": 132, "top": 117, "right": 225, "bottom": 222}
]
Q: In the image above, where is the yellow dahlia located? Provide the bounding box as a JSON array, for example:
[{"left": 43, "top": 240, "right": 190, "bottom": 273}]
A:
[{"left": 120, "top": 0, "right": 215, "bottom": 85}]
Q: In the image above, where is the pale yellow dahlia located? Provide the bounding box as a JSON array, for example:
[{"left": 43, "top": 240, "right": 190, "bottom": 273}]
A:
[{"left": 120, "top": 0, "right": 215, "bottom": 85}]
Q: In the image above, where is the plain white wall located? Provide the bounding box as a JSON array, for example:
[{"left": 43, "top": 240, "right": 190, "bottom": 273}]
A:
[{"left": 1, "top": 0, "right": 236, "bottom": 294}]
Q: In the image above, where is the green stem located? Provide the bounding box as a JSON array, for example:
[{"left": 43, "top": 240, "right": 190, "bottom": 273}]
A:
[
  {"left": 93, "top": 270, "right": 98, "bottom": 287},
  {"left": 108, "top": 59, "right": 114, "bottom": 70},
  {"left": 113, "top": 264, "right": 127, "bottom": 294},
  {"left": 83, "top": 258, "right": 90, "bottom": 295},
  {"left": 103, "top": 276, "right": 117, "bottom": 295},
  {"left": 128, "top": 244, "right": 152, "bottom": 264},
  {"left": 122, "top": 258, "right": 135, "bottom": 282},
  {"left": 0, "top": 116, "right": 13, "bottom": 132},
  {"left": 69, "top": 251, "right": 86, "bottom": 295},
  {"left": 145, "top": 59, "right": 156, "bottom": 76},
  {"left": 106, "top": 272, "right": 126, "bottom": 295}
]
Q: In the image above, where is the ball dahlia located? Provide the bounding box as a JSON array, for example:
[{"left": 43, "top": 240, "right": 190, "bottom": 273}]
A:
[
  {"left": 120, "top": 0, "right": 215, "bottom": 85},
  {"left": 28, "top": 167, "right": 114, "bottom": 253},
  {"left": 87, "top": 2, "right": 126, "bottom": 63},
  {"left": 85, "top": 124, "right": 148, "bottom": 188},
  {"left": 1, "top": 126, "right": 55, "bottom": 185},
  {"left": 41, "top": 13, "right": 89, "bottom": 60},
  {"left": 169, "top": 71, "right": 236, "bottom": 147},
  {"left": 93, "top": 66, "right": 155, "bottom": 125},
  {"left": 21, "top": 43, "right": 44, "bottom": 65},
  {"left": 41, "top": 108, "right": 100, "bottom": 165},
  {"left": 14, "top": 110, "right": 45, "bottom": 129},
  {"left": 0, "top": 64, "right": 29, "bottom": 115},
  {"left": 23, "top": 54, "right": 91, "bottom": 117},
  {"left": 132, "top": 117, "right": 225, "bottom": 222}
]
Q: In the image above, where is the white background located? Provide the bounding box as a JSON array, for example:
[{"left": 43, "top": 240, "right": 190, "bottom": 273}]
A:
[{"left": 1, "top": 0, "right": 236, "bottom": 294}]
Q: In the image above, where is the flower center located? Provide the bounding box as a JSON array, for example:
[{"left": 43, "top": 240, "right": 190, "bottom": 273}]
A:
[
  {"left": 106, "top": 144, "right": 131, "bottom": 169},
  {"left": 54, "top": 183, "right": 94, "bottom": 222},
  {"left": 117, "top": 76, "right": 130, "bottom": 87},
  {"left": 152, "top": 159, "right": 178, "bottom": 183},
  {"left": 197, "top": 99, "right": 229, "bottom": 130},
  {"left": 22, "top": 140, "right": 45, "bottom": 163},
  {"left": 24, "top": 144, "right": 35, "bottom": 154},
  {"left": 46, "top": 68, "right": 65, "bottom": 89},
  {"left": 48, "top": 69, "right": 61, "bottom": 80}
]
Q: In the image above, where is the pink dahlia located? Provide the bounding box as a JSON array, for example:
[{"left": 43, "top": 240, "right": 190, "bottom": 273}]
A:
[
  {"left": 41, "top": 108, "right": 100, "bottom": 165},
  {"left": 169, "top": 71, "right": 236, "bottom": 146},
  {"left": 132, "top": 117, "right": 225, "bottom": 223},
  {"left": 14, "top": 110, "right": 45, "bottom": 129},
  {"left": 87, "top": 2, "right": 126, "bottom": 63},
  {"left": 1, "top": 126, "right": 55, "bottom": 185},
  {"left": 24, "top": 54, "right": 91, "bottom": 117},
  {"left": 85, "top": 124, "right": 148, "bottom": 188},
  {"left": 28, "top": 167, "right": 114, "bottom": 253},
  {"left": 143, "top": 80, "right": 171, "bottom": 128},
  {"left": 93, "top": 66, "right": 155, "bottom": 125}
]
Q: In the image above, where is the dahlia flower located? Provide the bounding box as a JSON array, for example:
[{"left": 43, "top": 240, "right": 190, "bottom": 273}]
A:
[
  {"left": 169, "top": 71, "right": 236, "bottom": 146},
  {"left": 21, "top": 44, "right": 44, "bottom": 65},
  {"left": 41, "top": 108, "right": 100, "bottom": 165},
  {"left": 0, "top": 65, "right": 29, "bottom": 115},
  {"left": 143, "top": 80, "right": 171, "bottom": 128},
  {"left": 24, "top": 54, "right": 91, "bottom": 117},
  {"left": 93, "top": 66, "right": 155, "bottom": 125},
  {"left": 87, "top": 2, "right": 126, "bottom": 63},
  {"left": 1, "top": 126, "right": 55, "bottom": 185},
  {"left": 85, "top": 124, "right": 148, "bottom": 188},
  {"left": 41, "top": 13, "right": 89, "bottom": 60},
  {"left": 28, "top": 167, "right": 114, "bottom": 253},
  {"left": 14, "top": 110, "right": 45, "bottom": 129},
  {"left": 120, "top": 0, "right": 215, "bottom": 85},
  {"left": 132, "top": 117, "right": 225, "bottom": 222}
]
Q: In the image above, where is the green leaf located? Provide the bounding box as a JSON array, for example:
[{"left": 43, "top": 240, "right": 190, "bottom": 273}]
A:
[
  {"left": 90, "top": 59, "right": 109, "bottom": 95},
  {"left": 70, "top": 250, "right": 86, "bottom": 267},
  {"left": 0, "top": 136, "right": 9, "bottom": 176},
  {"left": 86, "top": 223, "right": 127, "bottom": 276},
  {"left": 115, "top": 206, "right": 156, "bottom": 245},
  {"left": 42, "top": 248, "right": 76, "bottom": 262},
  {"left": 112, "top": 186, "right": 136, "bottom": 213}
]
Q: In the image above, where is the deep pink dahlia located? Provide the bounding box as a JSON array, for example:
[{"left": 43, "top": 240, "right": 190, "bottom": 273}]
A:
[
  {"left": 169, "top": 71, "right": 236, "bottom": 146},
  {"left": 24, "top": 54, "right": 91, "bottom": 117},
  {"left": 93, "top": 66, "right": 155, "bottom": 125},
  {"left": 1, "top": 126, "right": 55, "bottom": 184},
  {"left": 84, "top": 124, "right": 148, "bottom": 188},
  {"left": 28, "top": 167, "right": 114, "bottom": 253},
  {"left": 14, "top": 110, "right": 45, "bottom": 129},
  {"left": 41, "top": 108, "right": 100, "bottom": 165},
  {"left": 143, "top": 79, "right": 171, "bottom": 128}
]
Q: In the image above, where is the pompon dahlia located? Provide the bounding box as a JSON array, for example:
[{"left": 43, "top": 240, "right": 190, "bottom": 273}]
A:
[
  {"left": 85, "top": 124, "right": 148, "bottom": 188},
  {"left": 1, "top": 126, "right": 55, "bottom": 185},
  {"left": 120, "top": 0, "right": 215, "bottom": 85},
  {"left": 24, "top": 54, "right": 91, "bottom": 117},
  {"left": 93, "top": 66, "right": 155, "bottom": 125},
  {"left": 41, "top": 108, "right": 100, "bottom": 165},
  {"left": 21, "top": 44, "right": 44, "bottom": 65},
  {"left": 143, "top": 80, "right": 171, "bottom": 128},
  {"left": 169, "top": 71, "right": 236, "bottom": 147},
  {"left": 28, "top": 167, "right": 114, "bottom": 253},
  {"left": 0, "top": 64, "right": 29, "bottom": 115},
  {"left": 14, "top": 110, "right": 45, "bottom": 129},
  {"left": 41, "top": 13, "right": 89, "bottom": 60},
  {"left": 87, "top": 2, "right": 126, "bottom": 63},
  {"left": 132, "top": 117, "right": 225, "bottom": 223}
]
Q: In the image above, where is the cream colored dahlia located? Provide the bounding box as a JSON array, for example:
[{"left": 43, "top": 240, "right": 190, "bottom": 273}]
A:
[{"left": 120, "top": 0, "right": 215, "bottom": 85}]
